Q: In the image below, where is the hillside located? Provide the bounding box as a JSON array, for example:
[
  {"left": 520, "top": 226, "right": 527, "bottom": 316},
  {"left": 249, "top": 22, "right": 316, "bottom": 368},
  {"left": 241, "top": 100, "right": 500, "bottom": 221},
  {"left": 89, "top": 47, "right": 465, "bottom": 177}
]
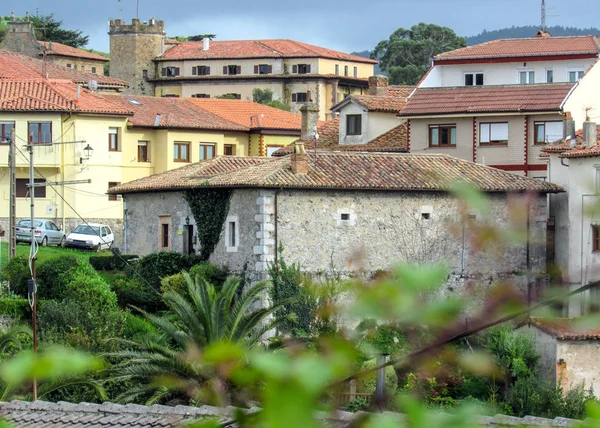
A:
[{"left": 467, "top": 25, "right": 600, "bottom": 45}]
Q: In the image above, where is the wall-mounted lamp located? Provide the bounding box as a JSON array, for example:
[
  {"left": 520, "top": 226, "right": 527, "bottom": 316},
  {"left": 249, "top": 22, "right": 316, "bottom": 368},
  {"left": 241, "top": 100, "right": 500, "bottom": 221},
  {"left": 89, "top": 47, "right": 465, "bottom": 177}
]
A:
[
  {"left": 185, "top": 215, "right": 190, "bottom": 226},
  {"left": 80, "top": 144, "right": 94, "bottom": 164}
]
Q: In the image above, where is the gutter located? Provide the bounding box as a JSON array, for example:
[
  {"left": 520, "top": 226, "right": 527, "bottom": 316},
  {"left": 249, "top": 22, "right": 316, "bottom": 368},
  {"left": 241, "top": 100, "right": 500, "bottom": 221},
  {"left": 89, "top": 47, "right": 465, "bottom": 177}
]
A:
[{"left": 559, "top": 82, "right": 580, "bottom": 111}]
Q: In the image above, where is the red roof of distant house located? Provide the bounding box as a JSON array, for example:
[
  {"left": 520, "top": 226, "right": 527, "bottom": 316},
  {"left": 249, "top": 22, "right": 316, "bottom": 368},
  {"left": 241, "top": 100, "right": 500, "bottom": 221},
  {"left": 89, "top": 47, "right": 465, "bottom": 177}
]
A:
[
  {"left": 39, "top": 41, "right": 109, "bottom": 62},
  {"left": 186, "top": 98, "right": 309, "bottom": 130},
  {"left": 0, "top": 79, "right": 131, "bottom": 115},
  {"left": 0, "top": 50, "right": 127, "bottom": 88},
  {"left": 388, "top": 85, "right": 415, "bottom": 98},
  {"left": 525, "top": 318, "right": 600, "bottom": 340},
  {"left": 157, "top": 39, "right": 378, "bottom": 64},
  {"left": 435, "top": 36, "right": 600, "bottom": 62},
  {"left": 350, "top": 95, "right": 409, "bottom": 113},
  {"left": 542, "top": 127, "right": 600, "bottom": 157},
  {"left": 399, "top": 84, "right": 574, "bottom": 116}
]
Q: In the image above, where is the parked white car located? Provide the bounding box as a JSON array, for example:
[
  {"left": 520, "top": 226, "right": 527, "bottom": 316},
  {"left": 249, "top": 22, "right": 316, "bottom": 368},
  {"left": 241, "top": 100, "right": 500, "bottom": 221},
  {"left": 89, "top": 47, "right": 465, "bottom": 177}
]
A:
[{"left": 65, "top": 223, "right": 114, "bottom": 252}]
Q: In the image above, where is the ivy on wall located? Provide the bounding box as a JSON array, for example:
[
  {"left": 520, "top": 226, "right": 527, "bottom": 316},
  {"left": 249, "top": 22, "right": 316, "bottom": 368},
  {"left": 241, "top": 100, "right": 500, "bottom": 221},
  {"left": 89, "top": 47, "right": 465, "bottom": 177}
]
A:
[{"left": 184, "top": 188, "right": 232, "bottom": 261}]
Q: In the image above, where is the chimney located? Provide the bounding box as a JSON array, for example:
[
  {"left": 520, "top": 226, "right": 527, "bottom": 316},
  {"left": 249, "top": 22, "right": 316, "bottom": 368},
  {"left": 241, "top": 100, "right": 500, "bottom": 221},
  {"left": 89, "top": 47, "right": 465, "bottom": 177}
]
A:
[
  {"left": 154, "top": 114, "right": 161, "bottom": 127},
  {"left": 291, "top": 142, "right": 309, "bottom": 175},
  {"left": 203, "top": 38, "right": 210, "bottom": 51},
  {"left": 368, "top": 75, "right": 389, "bottom": 96},
  {"left": 563, "top": 112, "right": 576, "bottom": 141},
  {"left": 583, "top": 120, "right": 597, "bottom": 148},
  {"left": 300, "top": 103, "right": 319, "bottom": 140}
]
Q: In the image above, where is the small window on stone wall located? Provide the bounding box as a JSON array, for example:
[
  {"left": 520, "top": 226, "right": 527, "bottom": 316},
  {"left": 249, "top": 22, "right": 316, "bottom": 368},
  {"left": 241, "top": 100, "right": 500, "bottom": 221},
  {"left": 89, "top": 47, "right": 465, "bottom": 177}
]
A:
[
  {"left": 225, "top": 215, "right": 239, "bottom": 252},
  {"left": 421, "top": 212, "right": 431, "bottom": 220},
  {"left": 341, "top": 213, "right": 350, "bottom": 221}
]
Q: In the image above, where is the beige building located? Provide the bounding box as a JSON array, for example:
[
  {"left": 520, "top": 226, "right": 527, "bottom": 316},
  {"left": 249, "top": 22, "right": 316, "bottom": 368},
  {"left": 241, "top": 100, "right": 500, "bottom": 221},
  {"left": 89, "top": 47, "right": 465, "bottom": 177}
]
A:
[{"left": 108, "top": 19, "right": 377, "bottom": 120}]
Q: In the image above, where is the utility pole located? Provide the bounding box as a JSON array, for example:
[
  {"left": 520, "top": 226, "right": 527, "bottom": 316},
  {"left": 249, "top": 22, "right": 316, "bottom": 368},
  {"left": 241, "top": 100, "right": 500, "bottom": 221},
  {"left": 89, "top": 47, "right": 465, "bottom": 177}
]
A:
[{"left": 8, "top": 128, "right": 16, "bottom": 260}]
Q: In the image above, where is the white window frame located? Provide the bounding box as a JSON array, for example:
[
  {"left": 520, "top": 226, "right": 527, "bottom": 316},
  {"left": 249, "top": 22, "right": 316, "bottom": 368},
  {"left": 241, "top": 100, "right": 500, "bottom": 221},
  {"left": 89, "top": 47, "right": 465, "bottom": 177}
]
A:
[
  {"left": 225, "top": 215, "right": 239, "bottom": 252},
  {"left": 519, "top": 71, "right": 535, "bottom": 84},
  {"left": 568, "top": 70, "right": 584, "bottom": 83},
  {"left": 479, "top": 122, "right": 509, "bottom": 145},
  {"left": 464, "top": 72, "right": 484, "bottom": 86},
  {"left": 336, "top": 208, "right": 356, "bottom": 227},
  {"left": 546, "top": 69, "right": 554, "bottom": 83}
]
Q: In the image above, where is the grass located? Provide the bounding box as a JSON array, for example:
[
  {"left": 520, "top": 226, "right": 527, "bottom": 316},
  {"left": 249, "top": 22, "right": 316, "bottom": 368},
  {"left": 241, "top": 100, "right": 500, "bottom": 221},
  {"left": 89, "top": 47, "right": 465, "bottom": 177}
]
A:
[{"left": 0, "top": 241, "right": 108, "bottom": 271}]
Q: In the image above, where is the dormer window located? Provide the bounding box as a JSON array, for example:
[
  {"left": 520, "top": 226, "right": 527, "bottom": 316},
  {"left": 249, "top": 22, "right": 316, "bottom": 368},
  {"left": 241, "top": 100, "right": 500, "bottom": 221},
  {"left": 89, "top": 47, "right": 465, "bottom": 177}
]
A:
[
  {"left": 346, "top": 115, "right": 362, "bottom": 136},
  {"left": 465, "top": 73, "right": 484, "bottom": 86}
]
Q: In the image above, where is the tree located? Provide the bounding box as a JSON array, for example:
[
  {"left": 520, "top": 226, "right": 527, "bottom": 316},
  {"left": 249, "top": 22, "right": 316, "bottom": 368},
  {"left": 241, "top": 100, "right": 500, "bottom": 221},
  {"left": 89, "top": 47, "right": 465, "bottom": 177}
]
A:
[
  {"left": 252, "top": 88, "right": 291, "bottom": 111},
  {"left": 107, "top": 274, "right": 285, "bottom": 404},
  {"left": 30, "top": 14, "right": 89, "bottom": 48},
  {"left": 372, "top": 23, "right": 466, "bottom": 85},
  {"left": 173, "top": 34, "right": 217, "bottom": 42}
]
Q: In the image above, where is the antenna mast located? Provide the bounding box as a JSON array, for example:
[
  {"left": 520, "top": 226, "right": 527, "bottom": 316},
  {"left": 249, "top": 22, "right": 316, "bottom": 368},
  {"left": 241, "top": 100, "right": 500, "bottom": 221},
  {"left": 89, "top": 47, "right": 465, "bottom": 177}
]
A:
[
  {"left": 541, "top": 0, "right": 546, "bottom": 32},
  {"left": 118, "top": 0, "right": 123, "bottom": 20}
]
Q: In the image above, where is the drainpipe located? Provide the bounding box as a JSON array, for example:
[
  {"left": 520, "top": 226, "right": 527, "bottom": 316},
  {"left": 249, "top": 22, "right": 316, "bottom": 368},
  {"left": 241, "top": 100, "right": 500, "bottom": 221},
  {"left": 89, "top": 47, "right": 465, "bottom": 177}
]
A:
[
  {"left": 274, "top": 188, "right": 281, "bottom": 264},
  {"left": 123, "top": 199, "right": 128, "bottom": 254}
]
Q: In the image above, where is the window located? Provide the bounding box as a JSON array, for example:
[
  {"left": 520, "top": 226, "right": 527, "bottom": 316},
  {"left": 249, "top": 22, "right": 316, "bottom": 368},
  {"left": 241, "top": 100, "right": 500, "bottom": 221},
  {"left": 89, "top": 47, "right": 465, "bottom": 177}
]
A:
[
  {"left": 192, "top": 65, "right": 211, "bottom": 76},
  {"left": 191, "top": 93, "right": 210, "bottom": 98},
  {"left": 546, "top": 69, "right": 554, "bottom": 83},
  {"left": 28, "top": 122, "right": 52, "bottom": 144},
  {"left": 346, "top": 114, "right": 362, "bottom": 136},
  {"left": 108, "top": 182, "right": 120, "bottom": 201},
  {"left": 137, "top": 141, "right": 149, "bottom": 162},
  {"left": 224, "top": 144, "right": 235, "bottom": 156},
  {"left": 429, "top": 124, "right": 457, "bottom": 147},
  {"left": 341, "top": 213, "right": 350, "bottom": 221},
  {"left": 569, "top": 71, "right": 584, "bottom": 82},
  {"left": 142, "top": 69, "right": 148, "bottom": 79},
  {"left": 534, "top": 121, "right": 563, "bottom": 144},
  {"left": 267, "top": 146, "right": 283, "bottom": 157},
  {"left": 159, "top": 216, "right": 170, "bottom": 250},
  {"left": 335, "top": 64, "right": 339, "bottom": 75},
  {"left": 292, "top": 64, "right": 311, "bottom": 74},
  {"left": 519, "top": 71, "right": 535, "bottom": 84},
  {"left": 593, "top": 225, "right": 600, "bottom": 253},
  {"left": 163, "top": 94, "right": 180, "bottom": 98},
  {"left": 344, "top": 65, "right": 348, "bottom": 76},
  {"left": 255, "top": 64, "right": 272, "bottom": 74},
  {"left": 16, "top": 179, "right": 46, "bottom": 198},
  {"left": 199, "top": 143, "right": 215, "bottom": 160},
  {"left": 108, "top": 127, "right": 119, "bottom": 151},
  {"left": 465, "top": 72, "right": 484, "bottom": 86},
  {"left": 223, "top": 65, "right": 241, "bottom": 75},
  {"left": 0, "top": 121, "right": 15, "bottom": 143},
  {"left": 421, "top": 213, "right": 431, "bottom": 220},
  {"left": 479, "top": 122, "right": 509, "bottom": 145},
  {"left": 225, "top": 216, "right": 239, "bottom": 252},
  {"left": 291, "top": 92, "right": 308, "bottom": 103},
  {"left": 161, "top": 67, "right": 180, "bottom": 77},
  {"left": 92, "top": 66, "right": 97, "bottom": 74},
  {"left": 66, "top": 64, "right": 72, "bottom": 68},
  {"left": 174, "top": 142, "right": 190, "bottom": 162},
  {"left": 221, "top": 93, "right": 241, "bottom": 99},
  {"left": 353, "top": 67, "right": 358, "bottom": 78},
  {"left": 74, "top": 65, "right": 78, "bottom": 70}
]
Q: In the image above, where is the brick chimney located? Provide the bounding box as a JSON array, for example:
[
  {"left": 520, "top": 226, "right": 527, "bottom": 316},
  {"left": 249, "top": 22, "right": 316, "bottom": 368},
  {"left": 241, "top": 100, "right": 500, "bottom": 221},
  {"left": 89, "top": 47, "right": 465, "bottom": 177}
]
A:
[
  {"left": 291, "top": 142, "right": 309, "bottom": 174},
  {"left": 583, "top": 119, "right": 597, "bottom": 148},
  {"left": 368, "top": 75, "right": 389, "bottom": 96},
  {"left": 300, "top": 103, "right": 319, "bottom": 140}
]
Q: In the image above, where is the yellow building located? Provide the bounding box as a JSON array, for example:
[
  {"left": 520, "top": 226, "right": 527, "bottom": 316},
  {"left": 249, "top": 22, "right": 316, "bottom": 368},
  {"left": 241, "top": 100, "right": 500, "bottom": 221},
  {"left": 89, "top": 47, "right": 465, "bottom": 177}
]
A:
[
  {"left": 0, "top": 79, "right": 305, "bottom": 245},
  {"left": 107, "top": 19, "right": 377, "bottom": 121}
]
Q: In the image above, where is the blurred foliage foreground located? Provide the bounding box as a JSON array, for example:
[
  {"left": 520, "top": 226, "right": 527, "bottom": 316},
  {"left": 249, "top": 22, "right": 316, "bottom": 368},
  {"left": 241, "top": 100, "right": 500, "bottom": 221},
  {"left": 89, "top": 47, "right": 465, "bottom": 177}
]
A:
[{"left": 1, "top": 187, "right": 600, "bottom": 428}]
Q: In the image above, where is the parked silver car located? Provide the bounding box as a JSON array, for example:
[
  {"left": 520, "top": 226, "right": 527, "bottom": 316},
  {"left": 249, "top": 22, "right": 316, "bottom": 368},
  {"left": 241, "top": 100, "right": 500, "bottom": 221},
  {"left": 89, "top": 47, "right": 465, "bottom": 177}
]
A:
[{"left": 15, "top": 219, "right": 66, "bottom": 247}]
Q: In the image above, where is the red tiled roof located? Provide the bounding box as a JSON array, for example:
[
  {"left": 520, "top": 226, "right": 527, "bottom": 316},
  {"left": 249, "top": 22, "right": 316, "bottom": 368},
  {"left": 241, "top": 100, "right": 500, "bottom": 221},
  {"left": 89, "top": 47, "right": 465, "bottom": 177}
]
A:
[
  {"left": 388, "top": 85, "right": 415, "bottom": 97},
  {"left": 110, "top": 151, "right": 564, "bottom": 194},
  {"left": 157, "top": 39, "right": 378, "bottom": 64},
  {"left": 399, "top": 84, "right": 574, "bottom": 116},
  {"left": 99, "top": 95, "right": 247, "bottom": 131},
  {"left": 526, "top": 318, "right": 600, "bottom": 340},
  {"left": 186, "top": 98, "right": 306, "bottom": 130},
  {"left": 0, "top": 50, "right": 127, "bottom": 87},
  {"left": 560, "top": 145, "right": 600, "bottom": 159},
  {"left": 542, "top": 128, "right": 600, "bottom": 157},
  {"left": 39, "top": 42, "right": 108, "bottom": 62},
  {"left": 0, "top": 79, "right": 132, "bottom": 115},
  {"left": 435, "top": 36, "right": 600, "bottom": 61},
  {"left": 351, "top": 95, "right": 409, "bottom": 113}
]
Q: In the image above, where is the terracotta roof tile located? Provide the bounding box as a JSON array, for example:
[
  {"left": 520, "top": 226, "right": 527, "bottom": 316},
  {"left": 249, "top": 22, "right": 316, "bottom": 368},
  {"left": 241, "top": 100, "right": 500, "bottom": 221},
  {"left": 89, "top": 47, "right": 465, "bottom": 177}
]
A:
[
  {"left": 399, "top": 84, "right": 574, "bottom": 116},
  {"left": 388, "top": 85, "right": 415, "bottom": 97},
  {"left": 158, "top": 39, "right": 378, "bottom": 64},
  {"left": 542, "top": 128, "right": 600, "bottom": 158},
  {"left": 560, "top": 144, "right": 600, "bottom": 159},
  {"left": 99, "top": 95, "right": 247, "bottom": 131},
  {"left": 435, "top": 36, "right": 600, "bottom": 61},
  {"left": 39, "top": 41, "right": 109, "bottom": 62},
  {"left": 0, "top": 50, "right": 127, "bottom": 87},
  {"left": 351, "top": 95, "right": 408, "bottom": 113},
  {"left": 526, "top": 318, "right": 600, "bottom": 340},
  {"left": 186, "top": 98, "right": 305, "bottom": 130},
  {"left": 111, "top": 151, "right": 564, "bottom": 194},
  {"left": 0, "top": 79, "right": 132, "bottom": 115}
]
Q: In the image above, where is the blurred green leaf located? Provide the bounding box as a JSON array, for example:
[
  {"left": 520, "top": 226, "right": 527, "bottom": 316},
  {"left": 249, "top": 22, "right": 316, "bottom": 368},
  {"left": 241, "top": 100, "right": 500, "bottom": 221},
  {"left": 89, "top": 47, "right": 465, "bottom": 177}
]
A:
[{"left": 450, "top": 182, "right": 491, "bottom": 217}]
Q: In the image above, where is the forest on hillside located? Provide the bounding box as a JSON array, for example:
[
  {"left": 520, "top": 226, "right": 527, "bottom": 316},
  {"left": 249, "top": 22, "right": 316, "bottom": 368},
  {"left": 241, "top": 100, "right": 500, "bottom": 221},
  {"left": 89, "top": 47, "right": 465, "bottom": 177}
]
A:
[{"left": 466, "top": 25, "right": 600, "bottom": 45}]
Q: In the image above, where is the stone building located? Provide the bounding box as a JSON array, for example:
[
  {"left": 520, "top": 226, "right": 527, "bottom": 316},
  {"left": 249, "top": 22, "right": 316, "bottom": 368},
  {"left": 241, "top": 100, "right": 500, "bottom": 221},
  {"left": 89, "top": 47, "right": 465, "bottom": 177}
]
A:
[
  {"left": 108, "top": 18, "right": 166, "bottom": 95},
  {"left": 110, "top": 146, "right": 562, "bottom": 304}
]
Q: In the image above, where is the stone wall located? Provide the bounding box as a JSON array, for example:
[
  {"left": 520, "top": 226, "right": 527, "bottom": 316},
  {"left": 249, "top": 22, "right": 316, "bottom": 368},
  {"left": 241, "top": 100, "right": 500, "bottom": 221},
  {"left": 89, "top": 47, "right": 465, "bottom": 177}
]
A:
[
  {"left": 556, "top": 339, "right": 600, "bottom": 393},
  {"left": 1, "top": 21, "right": 42, "bottom": 58}
]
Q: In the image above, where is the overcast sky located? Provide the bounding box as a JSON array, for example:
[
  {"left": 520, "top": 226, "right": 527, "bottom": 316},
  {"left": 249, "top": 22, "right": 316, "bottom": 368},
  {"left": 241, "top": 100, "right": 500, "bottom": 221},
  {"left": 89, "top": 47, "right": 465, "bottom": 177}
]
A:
[{"left": 11, "top": 0, "right": 600, "bottom": 53}]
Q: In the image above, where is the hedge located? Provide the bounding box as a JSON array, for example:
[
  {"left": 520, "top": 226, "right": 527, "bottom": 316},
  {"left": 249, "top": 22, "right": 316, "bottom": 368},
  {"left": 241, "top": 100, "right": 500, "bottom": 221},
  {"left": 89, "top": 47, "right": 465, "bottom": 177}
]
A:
[
  {"left": 0, "top": 297, "right": 31, "bottom": 320},
  {"left": 89, "top": 254, "right": 138, "bottom": 271}
]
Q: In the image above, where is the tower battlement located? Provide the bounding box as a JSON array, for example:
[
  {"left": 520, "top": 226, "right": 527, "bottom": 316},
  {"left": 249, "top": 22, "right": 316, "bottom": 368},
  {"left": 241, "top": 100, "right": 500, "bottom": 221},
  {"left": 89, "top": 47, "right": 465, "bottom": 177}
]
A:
[{"left": 108, "top": 18, "right": 165, "bottom": 35}]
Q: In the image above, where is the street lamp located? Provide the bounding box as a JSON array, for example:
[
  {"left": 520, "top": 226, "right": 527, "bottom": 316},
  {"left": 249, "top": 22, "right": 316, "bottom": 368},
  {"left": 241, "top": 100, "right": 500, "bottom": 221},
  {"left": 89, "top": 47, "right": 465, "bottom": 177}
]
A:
[{"left": 80, "top": 144, "right": 94, "bottom": 164}]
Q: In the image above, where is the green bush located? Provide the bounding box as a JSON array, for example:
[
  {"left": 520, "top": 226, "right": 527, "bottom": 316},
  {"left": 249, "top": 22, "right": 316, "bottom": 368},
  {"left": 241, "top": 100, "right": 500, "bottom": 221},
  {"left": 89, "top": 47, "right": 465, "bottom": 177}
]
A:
[
  {"left": 481, "top": 326, "right": 539, "bottom": 383},
  {"left": 161, "top": 263, "right": 230, "bottom": 296},
  {"left": 343, "top": 397, "right": 370, "bottom": 412},
  {"left": 122, "top": 312, "right": 158, "bottom": 340},
  {"left": 0, "top": 256, "right": 30, "bottom": 296},
  {"left": 160, "top": 273, "right": 187, "bottom": 296},
  {"left": 126, "top": 252, "right": 201, "bottom": 291},
  {"left": 60, "top": 263, "right": 118, "bottom": 309},
  {"left": 112, "top": 278, "right": 163, "bottom": 312},
  {"left": 0, "top": 297, "right": 31, "bottom": 320},
  {"left": 36, "top": 255, "right": 81, "bottom": 300},
  {"left": 357, "top": 320, "right": 409, "bottom": 362},
  {"left": 89, "top": 254, "right": 138, "bottom": 271}
]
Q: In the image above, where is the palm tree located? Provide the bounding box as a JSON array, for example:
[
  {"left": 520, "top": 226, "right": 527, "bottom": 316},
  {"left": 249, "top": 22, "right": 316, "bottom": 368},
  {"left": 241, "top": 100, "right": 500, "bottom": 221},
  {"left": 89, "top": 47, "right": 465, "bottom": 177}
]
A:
[{"left": 107, "top": 274, "right": 285, "bottom": 405}]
